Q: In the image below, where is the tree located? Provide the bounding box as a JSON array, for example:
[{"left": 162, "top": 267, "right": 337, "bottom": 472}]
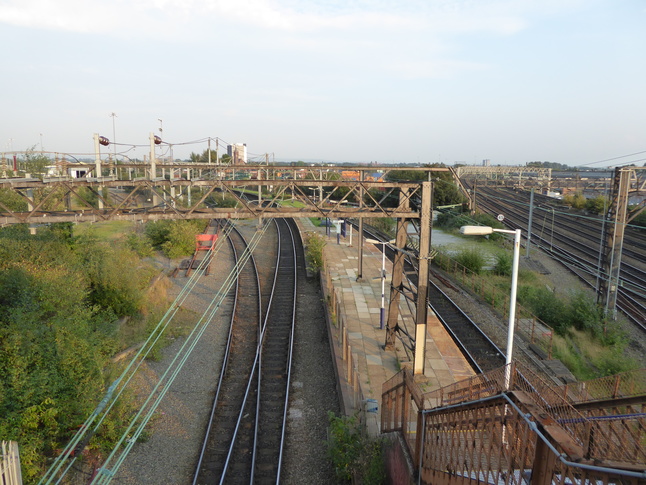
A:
[
  {"left": 386, "top": 163, "right": 465, "bottom": 207},
  {"left": 585, "top": 196, "right": 607, "bottom": 215},
  {"left": 21, "top": 146, "right": 51, "bottom": 177}
]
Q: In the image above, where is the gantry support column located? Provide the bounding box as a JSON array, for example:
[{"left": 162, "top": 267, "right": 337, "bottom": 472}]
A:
[
  {"left": 599, "top": 167, "right": 631, "bottom": 319},
  {"left": 356, "top": 171, "right": 365, "bottom": 281},
  {"left": 414, "top": 181, "right": 433, "bottom": 375},
  {"left": 385, "top": 188, "right": 410, "bottom": 350}
]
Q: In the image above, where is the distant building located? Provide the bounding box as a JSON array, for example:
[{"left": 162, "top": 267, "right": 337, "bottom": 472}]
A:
[
  {"left": 341, "top": 170, "right": 360, "bottom": 180},
  {"left": 227, "top": 143, "right": 247, "bottom": 164},
  {"left": 482, "top": 159, "right": 491, "bottom": 167}
]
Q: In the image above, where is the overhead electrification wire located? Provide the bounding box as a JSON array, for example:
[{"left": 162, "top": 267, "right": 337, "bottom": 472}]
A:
[
  {"left": 579, "top": 150, "right": 646, "bottom": 167},
  {"left": 90, "top": 220, "right": 274, "bottom": 485},
  {"left": 41, "top": 221, "right": 263, "bottom": 484}
]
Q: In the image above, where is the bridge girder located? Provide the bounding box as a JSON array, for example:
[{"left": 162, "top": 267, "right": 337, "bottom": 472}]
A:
[{"left": 0, "top": 177, "right": 426, "bottom": 225}]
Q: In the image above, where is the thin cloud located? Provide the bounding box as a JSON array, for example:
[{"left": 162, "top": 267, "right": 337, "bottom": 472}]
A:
[{"left": 0, "top": 0, "right": 579, "bottom": 38}]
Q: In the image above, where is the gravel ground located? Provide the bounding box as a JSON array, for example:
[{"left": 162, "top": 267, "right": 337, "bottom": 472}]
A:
[
  {"left": 113, "top": 235, "right": 236, "bottom": 484},
  {"left": 105, "top": 220, "right": 339, "bottom": 484}
]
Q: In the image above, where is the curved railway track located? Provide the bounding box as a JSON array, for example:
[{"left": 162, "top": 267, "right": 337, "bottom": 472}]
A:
[
  {"left": 193, "top": 218, "right": 298, "bottom": 484},
  {"left": 470, "top": 186, "right": 646, "bottom": 329}
]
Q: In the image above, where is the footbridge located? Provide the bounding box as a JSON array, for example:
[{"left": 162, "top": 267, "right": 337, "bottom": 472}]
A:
[
  {"left": 0, "top": 164, "right": 451, "bottom": 224},
  {"left": 382, "top": 363, "right": 646, "bottom": 484}
]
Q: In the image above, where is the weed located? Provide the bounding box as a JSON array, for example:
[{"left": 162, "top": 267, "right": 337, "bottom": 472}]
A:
[
  {"left": 327, "top": 412, "right": 385, "bottom": 484},
  {"left": 304, "top": 232, "right": 326, "bottom": 273},
  {"left": 454, "top": 247, "right": 485, "bottom": 274}
]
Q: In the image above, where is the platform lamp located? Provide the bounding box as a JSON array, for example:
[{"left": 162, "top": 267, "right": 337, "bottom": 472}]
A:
[
  {"left": 460, "top": 225, "right": 521, "bottom": 389},
  {"left": 366, "top": 238, "right": 396, "bottom": 330}
]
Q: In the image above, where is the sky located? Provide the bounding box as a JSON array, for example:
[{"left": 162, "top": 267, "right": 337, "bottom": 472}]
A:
[{"left": 1, "top": 0, "right": 645, "bottom": 166}]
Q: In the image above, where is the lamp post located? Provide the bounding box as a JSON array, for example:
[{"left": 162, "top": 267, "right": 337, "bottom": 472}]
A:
[
  {"left": 366, "top": 238, "right": 396, "bottom": 329},
  {"left": 460, "top": 225, "right": 521, "bottom": 389}
]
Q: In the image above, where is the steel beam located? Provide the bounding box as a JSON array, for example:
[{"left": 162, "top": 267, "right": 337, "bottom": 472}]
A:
[{"left": 385, "top": 188, "right": 410, "bottom": 350}]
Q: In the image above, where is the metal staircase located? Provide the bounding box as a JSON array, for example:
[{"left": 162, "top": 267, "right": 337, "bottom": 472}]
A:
[{"left": 381, "top": 363, "right": 646, "bottom": 485}]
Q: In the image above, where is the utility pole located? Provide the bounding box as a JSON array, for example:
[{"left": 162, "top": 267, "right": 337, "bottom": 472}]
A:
[
  {"left": 414, "top": 181, "right": 432, "bottom": 375},
  {"left": 149, "top": 132, "right": 157, "bottom": 179},
  {"left": 110, "top": 113, "right": 117, "bottom": 159}
]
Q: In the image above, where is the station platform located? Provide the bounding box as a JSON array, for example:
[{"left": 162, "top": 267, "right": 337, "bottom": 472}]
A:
[{"left": 297, "top": 219, "right": 475, "bottom": 434}]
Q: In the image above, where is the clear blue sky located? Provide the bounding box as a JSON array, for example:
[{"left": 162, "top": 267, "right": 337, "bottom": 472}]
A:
[{"left": 1, "top": 0, "right": 644, "bottom": 166}]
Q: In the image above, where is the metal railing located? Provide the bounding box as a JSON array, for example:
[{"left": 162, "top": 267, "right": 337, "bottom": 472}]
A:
[
  {"left": 382, "top": 365, "right": 646, "bottom": 485},
  {"left": 559, "top": 368, "right": 646, "bottom": 404}
]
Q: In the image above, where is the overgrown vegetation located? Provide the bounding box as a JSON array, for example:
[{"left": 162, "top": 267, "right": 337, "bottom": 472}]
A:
[
  {"left": 432, "top": 215, "right": 639, "bottom": 379},
  {"left": 0, "top": 218, "right": 204, "bottom": 482},
  {"left": 327, "top": 412, "right": 385, "bottom": 484},
  {"left": 454, "top": 248, "right": 486, "bottom": 274},
  {"left": 562, "top": 192, "right": 608, "bottom": 215},
  {"left": 304, "top": 232, "right": 326, "bottom": 273},
  {"left": 0, "top": 223, "right": 164, "bottom": 481},
  {"left": 144, "top": 219, "right": 209, "bottom": 258},
  {"left": 386, "top": 163, "right": 466, "bottom": 206}
]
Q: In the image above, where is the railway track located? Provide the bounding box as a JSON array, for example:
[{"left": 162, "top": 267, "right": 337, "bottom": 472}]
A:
[
  {"left": 471, "top": 186, "right": 646, "bottom": 329},
  {"left": 193, "top": 218, "right": 298, "bottom": 484},
  {"left": 357, "top": 223, "right": 506, "bottom": 373},
  {"left": 193, "top": 222, "right": 262, "bottom": 484}
]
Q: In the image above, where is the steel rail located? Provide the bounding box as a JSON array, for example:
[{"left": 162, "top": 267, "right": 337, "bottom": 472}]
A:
[
  {"left": 474, "top": 188, "right": 646, "bottom": 329},
  {"left": 192, "top": 222, "right": 262, "bottom": 485}
]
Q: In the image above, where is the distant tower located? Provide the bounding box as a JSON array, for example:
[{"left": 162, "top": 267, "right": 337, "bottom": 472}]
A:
[
  {"left": 482, "top": 159, "right": 491, "bottom": 167},
  {"left": 227, "top": 143, "right": 247, "bottom": 164}
]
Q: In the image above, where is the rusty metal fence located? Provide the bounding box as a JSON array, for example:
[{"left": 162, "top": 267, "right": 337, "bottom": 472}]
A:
[
  {"left": 558, "top": 368, "right": 646, "bottom": 403},
  {"left": 382, "top": 365, "right": 646, "bottom": 485}
]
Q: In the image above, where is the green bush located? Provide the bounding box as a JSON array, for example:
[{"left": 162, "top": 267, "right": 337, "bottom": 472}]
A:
[
  {"left": 517, "top": 286, "right": 569, "bottom": 333},
  {"left": 126, "top": 232, "right": 155, "bottom": 257},
  {"left": 366, "top": 217, "right": 396, "bottom": 237},
  {"left": 436, "top": 212, "right": 473, "bottom": 230},
  {"left": 144, "top": 219, "right": 208, "bottom": 258},
  {"left": 161, "top": 221, "right": 202, "bottom": 259},
  {"left": 305, "top": 232, "right": 326, "bottom": 273},
  {"left": 585, "top": 196, "right": 607, "bottom": 215},
  {"left": 327, "top": 412, "right": 385, "bottom": 484},
  {"left": 563, "top": 192, "right": 586, "bottom": 209},
  {"left": 567, "top": 291, "right": 603, "bottom": 334},
  {"left": 493, "top": 251, "right": 512, "bottom": 276},
  {"left": 76, "top": 234, "right": 149, "bottom": 316},
  {"left": 454, "top": 248, "right": 485, "bottom": 274}
]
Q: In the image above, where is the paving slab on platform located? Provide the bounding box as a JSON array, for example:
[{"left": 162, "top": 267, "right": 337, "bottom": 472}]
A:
[{"left": 297, "top": 218, "right": 476, "bottom": 432}]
